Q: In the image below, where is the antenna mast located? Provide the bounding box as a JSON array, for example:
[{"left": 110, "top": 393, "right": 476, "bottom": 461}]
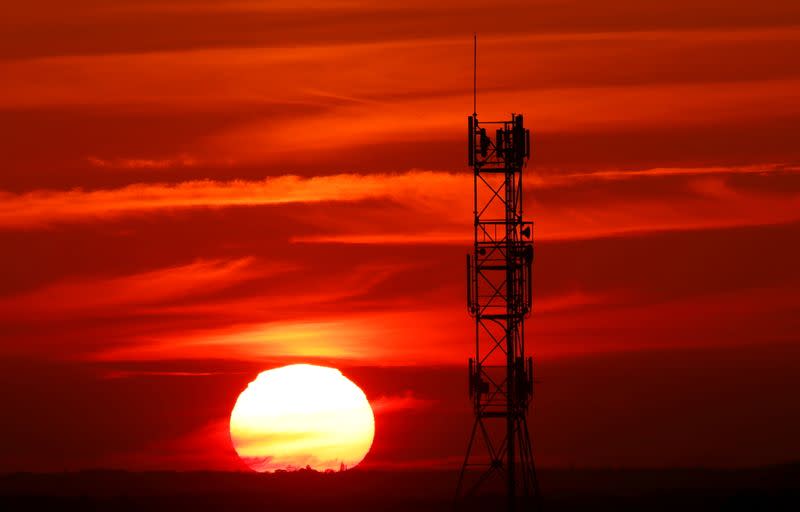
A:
[
  {"left": 473, "top": 32, "right": 477, "bottom": 117},
  {"left": 456, "top": 34, "right": 540, "bottom": 511}
]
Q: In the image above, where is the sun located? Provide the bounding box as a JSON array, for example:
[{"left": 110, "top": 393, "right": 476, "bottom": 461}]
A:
[{"left": 229, "top": 364, "right": 375, "bottom": 472}]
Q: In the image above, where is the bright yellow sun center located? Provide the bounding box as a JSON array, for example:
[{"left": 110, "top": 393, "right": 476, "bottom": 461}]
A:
[{"left": 229, "top": 364, "right": 375, "bottom": 472}]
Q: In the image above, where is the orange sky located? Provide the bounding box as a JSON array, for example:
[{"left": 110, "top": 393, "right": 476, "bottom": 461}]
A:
[{"left": 1, "top": 0, "right": 799, "bottom": 472}]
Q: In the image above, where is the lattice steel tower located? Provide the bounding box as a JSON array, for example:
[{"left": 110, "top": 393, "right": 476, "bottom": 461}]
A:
[{"left": 455, "top": 106, "right": 539, "bottom": 509}]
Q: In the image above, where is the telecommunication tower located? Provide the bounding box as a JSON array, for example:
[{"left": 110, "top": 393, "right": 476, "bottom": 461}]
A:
[{"left": 455, "top": 35, "right": 539, "bottom": 511}]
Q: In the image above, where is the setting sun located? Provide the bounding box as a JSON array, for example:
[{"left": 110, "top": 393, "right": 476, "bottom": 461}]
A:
[{"left": 229, "top": 364, "right": 375, "bottom": 472}]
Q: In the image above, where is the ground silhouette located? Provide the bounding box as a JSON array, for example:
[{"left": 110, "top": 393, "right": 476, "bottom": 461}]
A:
[{"left": 1, "top": 464, "right": 799, "bottom": 511}]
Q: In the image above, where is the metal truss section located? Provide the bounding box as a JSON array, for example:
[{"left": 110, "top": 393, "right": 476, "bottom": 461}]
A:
[{"left": 456, "top": 113, "right": 540, "bottom": 511}]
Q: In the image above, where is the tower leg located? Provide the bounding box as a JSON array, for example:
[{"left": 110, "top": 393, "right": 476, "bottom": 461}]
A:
[
  {"left": 455, "top": 417, "right": 479, "bottom": 501},
  {"left": 507, "top": 355, "right": 516, "bottom": 511}
]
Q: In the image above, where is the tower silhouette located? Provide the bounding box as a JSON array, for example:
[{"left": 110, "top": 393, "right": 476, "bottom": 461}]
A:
[{"left": 455, "top": 108, "right": 539, "bottom": 509}]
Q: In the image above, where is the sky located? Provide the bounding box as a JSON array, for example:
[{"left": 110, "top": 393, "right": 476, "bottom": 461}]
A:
[{"left": 1, "top": 0, "right": 800, "bottom": 472}]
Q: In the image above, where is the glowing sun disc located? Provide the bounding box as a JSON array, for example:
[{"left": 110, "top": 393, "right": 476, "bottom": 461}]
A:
[{"left": 229, "top": 364, "right": 375, "bottom": 472}]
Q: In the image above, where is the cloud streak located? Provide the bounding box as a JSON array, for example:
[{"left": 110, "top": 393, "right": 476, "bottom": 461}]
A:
[
  {"left": 2, "top": 166, "right": 798, "bottom": 244},
  {"left": 87, "top": 155, "right": 200, "bottom": 169},
  {"left": 0, "top": 172, "right": 464, "bottom": 227},
  {"left": 0, "top": 257, "right": 281, "bottom": 320}
]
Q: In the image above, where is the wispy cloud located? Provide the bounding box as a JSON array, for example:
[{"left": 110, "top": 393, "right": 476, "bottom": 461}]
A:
[
  {"left": 0, "top": 257, "right": 285, "bottom": 319},
  {"left": 88, "top": 155, "right": 200, "bottom": 169},
  {"left": 0, "top": 171, "right": 466, "bottom": 228},
  {"left": 2, "top": 166, "right": 798, "bottom": 241},
  {"left": 370, "top": 391, "right": 436, "bottom": 414},
  {"left": 89, "top": 288, "right": 646, "bottom": 364},
  {"left": 546, "top": 164, "right": 800, "bottom": 184},
  {"left": 90, "top": 307, "right": 467, "bottom": 364}
]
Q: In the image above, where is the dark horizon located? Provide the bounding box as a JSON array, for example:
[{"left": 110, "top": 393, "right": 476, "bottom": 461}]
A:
[{"left": 3, "top": 465, "right": 799, "bottom": 511}]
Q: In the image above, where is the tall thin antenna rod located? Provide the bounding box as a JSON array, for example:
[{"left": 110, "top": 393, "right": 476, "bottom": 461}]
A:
[{"left": 473, "top": 33, "right": 477, "bottom": 117}]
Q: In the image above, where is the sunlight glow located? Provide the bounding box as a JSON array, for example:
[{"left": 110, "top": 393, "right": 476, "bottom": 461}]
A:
[{"left": 229, "top": 364, "right": 375, "bottom": 472}]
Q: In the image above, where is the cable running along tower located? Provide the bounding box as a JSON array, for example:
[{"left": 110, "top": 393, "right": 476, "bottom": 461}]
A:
[{"left": 456, "top": 34, "right": 539, "bottom": 511}]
